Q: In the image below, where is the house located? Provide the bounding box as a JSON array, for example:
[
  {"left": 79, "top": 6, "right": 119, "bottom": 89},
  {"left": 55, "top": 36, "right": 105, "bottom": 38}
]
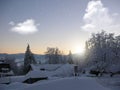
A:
[
  {"left": 0, "top": 57, "right": 6, "bottom": 64},
  {"left": 30, "top": 64, "right": 63, "bottom": 71},
  {"left": 0, "top": 63, "right": 13, "bottom": 77},
  {"left": 29, "top": 64, "right": 75, "bottom": 77}
]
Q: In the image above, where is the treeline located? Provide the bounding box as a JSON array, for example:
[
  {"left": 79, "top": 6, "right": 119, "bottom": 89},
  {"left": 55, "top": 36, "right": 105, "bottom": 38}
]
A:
[
  {"left": 85, "top": 31, "right": 120, "bottom": 75},
  {"left": 45, "top": 47, "right": 73, "bottom": 64}
]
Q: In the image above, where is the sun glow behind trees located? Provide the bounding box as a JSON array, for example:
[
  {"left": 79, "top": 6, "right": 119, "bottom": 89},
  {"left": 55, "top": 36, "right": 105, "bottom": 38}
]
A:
[{"left": 73, "top": 45, "right": 85, "bottom": 55}]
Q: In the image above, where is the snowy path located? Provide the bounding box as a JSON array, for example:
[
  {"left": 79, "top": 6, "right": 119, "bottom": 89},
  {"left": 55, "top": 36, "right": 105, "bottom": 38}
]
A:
[{"left": 0, "top": 77, "right": 110, "bottom": 90}]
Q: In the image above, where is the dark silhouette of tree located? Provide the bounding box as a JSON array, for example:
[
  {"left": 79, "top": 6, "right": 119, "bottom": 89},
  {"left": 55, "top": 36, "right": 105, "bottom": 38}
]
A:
[
  {"left": 45, "top": 47, "right": 62, "bottom": 64},
  {"left": 24, "top": 44, "right": 36, "bottom": 74},
  {"left": 68, "top": 51, "right": 73, "bottom": 64}
]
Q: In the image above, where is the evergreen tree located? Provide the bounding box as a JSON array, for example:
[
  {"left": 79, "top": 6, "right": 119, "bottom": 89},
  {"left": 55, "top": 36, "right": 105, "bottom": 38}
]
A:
[
  {"left": 68, "top": 51, "right": 73, "bottom": 64},
  {"left": 24, "top": 44, "right": 36, "bottom": 73}
]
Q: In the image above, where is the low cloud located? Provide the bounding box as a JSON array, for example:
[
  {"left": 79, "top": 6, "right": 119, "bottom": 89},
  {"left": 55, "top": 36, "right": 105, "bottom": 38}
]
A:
[
  {"left": 81, "top": 0, "right": 120, "bottom": 34},
  {"left": 10, "top": 19, "right": 39, "bottom": 34}
]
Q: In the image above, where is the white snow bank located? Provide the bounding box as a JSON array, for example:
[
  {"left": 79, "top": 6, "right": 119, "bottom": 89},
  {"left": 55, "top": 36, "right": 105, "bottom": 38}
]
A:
[
  {"left": 10, "top": 76, "right": 26, "bottom": 83},
  {"left": 7, "top": 82, "right": 28, "bottom": 90},
  {"left": 97, "top": 77, "right": 120, "bottom": 90},
  {"left": 0, "top": 77, "right": 10, "bottom": 84},
  {"left": 0, "top": 82, "right": 28, "bottom": 90},
  {"left": 15, "top": 77, "right": 110, "bottom": 90}
]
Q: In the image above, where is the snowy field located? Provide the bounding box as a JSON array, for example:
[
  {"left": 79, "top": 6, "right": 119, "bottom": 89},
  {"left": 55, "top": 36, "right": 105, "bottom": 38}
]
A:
[
  {"left": 97, "top": 76, "right": 120, "bottom": 90},
  {"left": 0, "top": 63, "right": 120, "bottom": 90},
  {"left": 0, "top": 76, "right": 114, "bottom": 90}
]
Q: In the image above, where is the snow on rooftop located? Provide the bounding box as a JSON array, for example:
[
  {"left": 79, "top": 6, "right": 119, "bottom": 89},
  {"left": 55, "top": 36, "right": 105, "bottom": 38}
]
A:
[
  {"left": 30, "top": 64, "right": 63, "bottom": 71},
  {"left": 26, "top": 70, "right": 48, "bottom": 78},
  {"left": 53, "top": 64, "right": 74, "bottom": 77},
  {"left": 30, "top": 64, "right": 75, "bottom": 77}
]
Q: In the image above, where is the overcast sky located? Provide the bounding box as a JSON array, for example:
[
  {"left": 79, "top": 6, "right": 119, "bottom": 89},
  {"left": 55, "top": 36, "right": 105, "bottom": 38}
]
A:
[{"left": 0, "top": 0, "right": 120, "bottom": 54}]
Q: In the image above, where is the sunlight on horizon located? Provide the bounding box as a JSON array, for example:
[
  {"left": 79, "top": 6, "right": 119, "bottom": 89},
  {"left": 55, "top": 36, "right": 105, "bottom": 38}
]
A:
[{"left": 73, "top": 45, "right": 85, "bottom": 55}]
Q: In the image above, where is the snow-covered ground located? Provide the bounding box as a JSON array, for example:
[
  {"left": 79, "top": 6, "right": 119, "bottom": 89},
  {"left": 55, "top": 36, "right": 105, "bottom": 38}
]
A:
[
  {"left": 0, "top": 63, "right": 120, "bottom": 90},
  {"left": 0, "top": 77, "right": 111, "bottom": 90},
  {"left": 97, "top": 76, "right": 120, "bottom": 90}
]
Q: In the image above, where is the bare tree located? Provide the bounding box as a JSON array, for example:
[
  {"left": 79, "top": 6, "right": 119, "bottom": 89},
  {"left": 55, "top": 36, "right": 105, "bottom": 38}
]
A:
[{"left": 45, "top": 47, "right": 62, "bottom": 64}]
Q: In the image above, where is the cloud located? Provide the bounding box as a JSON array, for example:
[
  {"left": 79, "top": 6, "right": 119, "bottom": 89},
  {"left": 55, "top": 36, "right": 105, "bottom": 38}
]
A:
[
  {"left": 10, "top": 19, "right": 39, "bottom": 34},
  {"left": 81, "top": 0, "right": 120, "bottom": 34},
  {"left": 9, "top": 21, "right": 15, "bottom": 26}
]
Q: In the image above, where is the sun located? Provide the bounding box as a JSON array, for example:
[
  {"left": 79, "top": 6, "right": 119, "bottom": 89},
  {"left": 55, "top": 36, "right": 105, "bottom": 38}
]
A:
[{"left": 74, "top": 46, "right": 85, "bottom": 55}]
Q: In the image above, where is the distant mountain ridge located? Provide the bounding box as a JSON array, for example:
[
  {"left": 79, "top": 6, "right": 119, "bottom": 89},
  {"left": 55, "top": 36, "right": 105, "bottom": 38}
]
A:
[{"left": 0, "top": 53, "right": 45, "bottom": 61}]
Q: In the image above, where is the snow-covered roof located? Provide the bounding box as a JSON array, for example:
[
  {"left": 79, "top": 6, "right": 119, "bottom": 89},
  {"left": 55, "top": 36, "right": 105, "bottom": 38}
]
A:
[
  {"left": 30, "top": 64, "right": 75, "bottom": 77},
  {"left": 26, "top": 70, "right": 48, "bottom": 78},
  {"left": 30, "top": 64, "right": 63, "bottom": 71}
]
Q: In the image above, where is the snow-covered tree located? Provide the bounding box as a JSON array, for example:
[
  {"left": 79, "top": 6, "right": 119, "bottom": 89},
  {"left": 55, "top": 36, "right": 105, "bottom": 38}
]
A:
[
  {"left": 24, "top": 44, "right": 36, "bottom": 73},
  {"left": 85, "top": 31, "right": 120, "bottom": 74}
]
